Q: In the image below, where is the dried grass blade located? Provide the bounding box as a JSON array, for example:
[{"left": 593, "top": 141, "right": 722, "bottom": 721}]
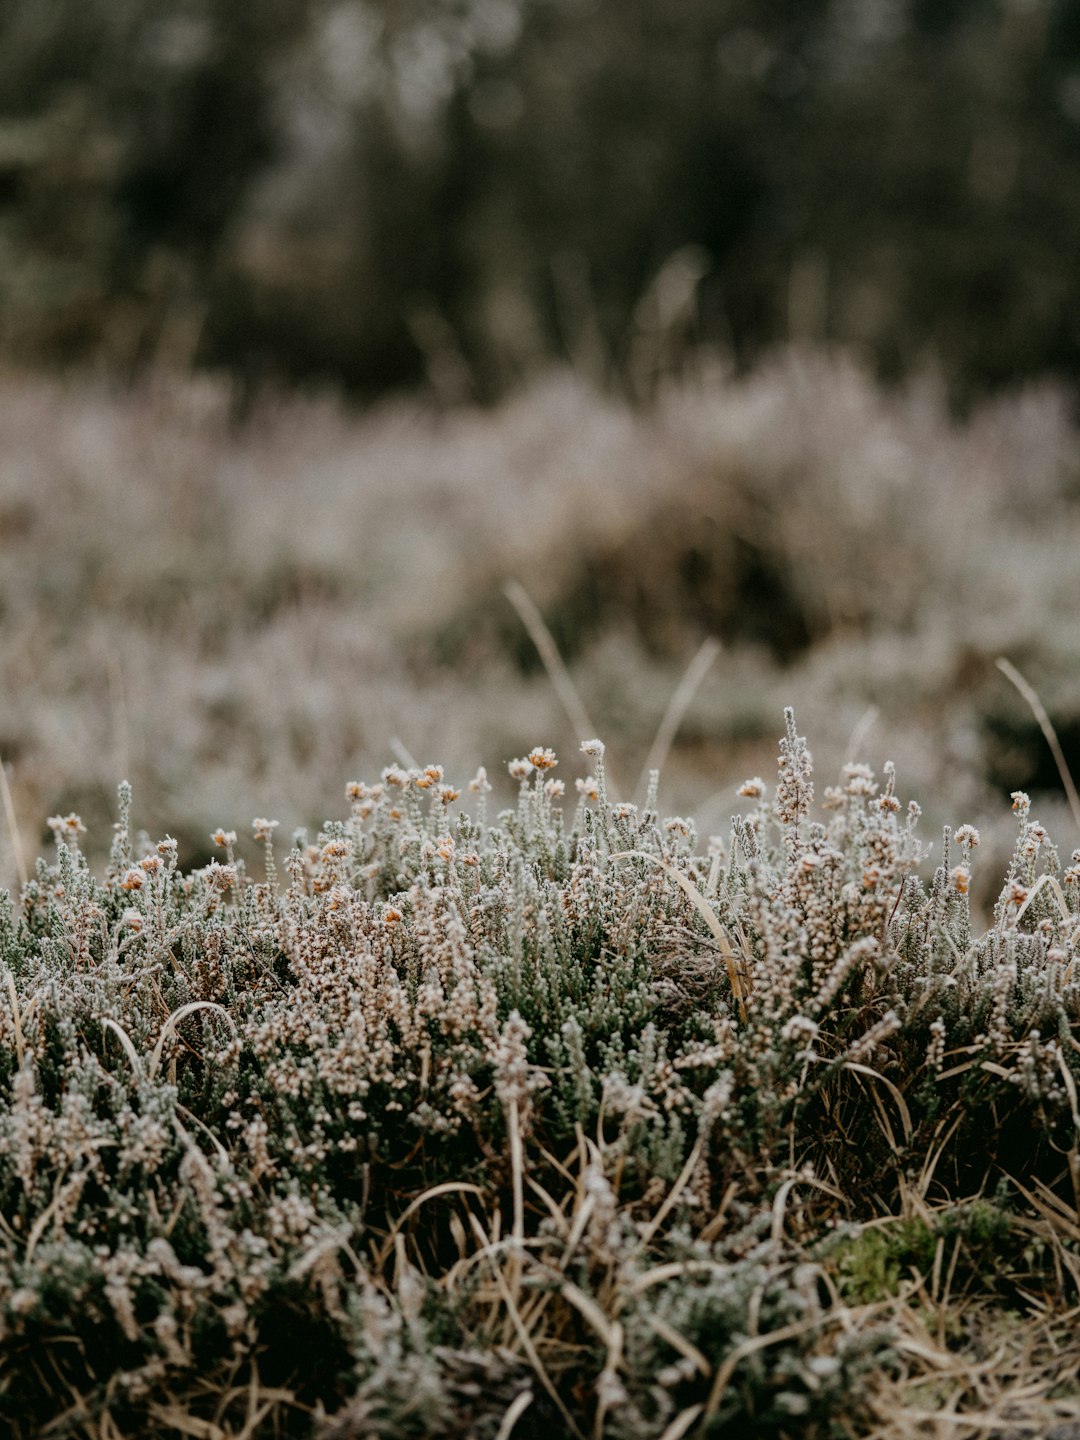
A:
[
  {"left": 630, "top": 1259, "right": 729, "bottom": 1294},
  {"left": 468, "top": 1213, "right": 587, "bottom": 1440},
  {"left": 175, "top": 1103, "right": 230, "bottom": 1164},
  {"left": 643, "top": 1313, "right": 711, "bottom": 1378},
  {"left": 0, "top": 754, "right": 27, "bottom": 891},
  {"left": 504, "top": 580, "right": 600, "bottom": 756},
  {"left": 1008, "top": 1174, "right": 1080, "bottom": 1244},
  {"left": 840, "top": 1061, "right": 912, "bottom": 1143},
  {"left": 24, "top": 1171, "right": 71, "bottom": 1262},
  {"left": 996, "top": 658, "right": 1080, "bottom": 833},
  {"left": 375, "top": 1182, "right": 487, "bottom": 1269},
  {"left": 896, "top": 1408, "right": 1047, "bottom": 1431},
  {"left": 844, "top": 705, "right": 880, "bottom": 767},
  {"left": 611, "top": 850, "right": 748, "bottom": 1020},
  {"left": 657, "top": 1406, "right": 705, "bottom": 1440},
  {"left": 494, "top": 1389, "right": 534, "bottom": 1440},
  {"left": 1031, "top": 1176, "right": 1080, "bottom": 1227},
  {"left": 593, "top": 1318, "right": 624, "bottom": 1440},
  {"left": 635, "top": 637, "right": 721, "bottom": 802},
  {"left": 444, "top": 1234, "right": 544, "bottom": 1292},
  {"left": 146, "top": 1406, "right": 224, "bottom": 1440},
  {"left": 560, "top": 1193, "right": 596, "bottom": 1270},
  {"left": 916, "top": 1114, "right": 965, "bottom": 1197},
  {"left": 149, "top": 1001, "right": 237, "bottom": 1080},
  {"left": 389, "top": 735, "right": 419, "bottom": 771},
  {"left": 101, "top": 1018, "right": 142, "bottom": 1078},
  {"left": 525, "top": 1174, "right": 569, "bottom": 1232},
  {"left": 507, "top": 1096, "right": 526, "bottom": 1307},
  {"left": 559, "top": 1279, "right": 615, "bottom": 1349},
  {"left": 703, "top": 1318, "right": 821, "bottom": 1421},
  {"left": 771, "top": 1176, "right": 799, "bottom": 1245},
  {"left": 637, "top": 1136, "right": 704, "bottom": 1249},
  {"left": 1012, "top": 871, "right": 1072, "bottom": 928},
  {"left": 509, "top": 1097, "right": 525, "bottom": 1248},
  {"left": 235, "top": 1398, "right": 280, "bottom": 1440}
]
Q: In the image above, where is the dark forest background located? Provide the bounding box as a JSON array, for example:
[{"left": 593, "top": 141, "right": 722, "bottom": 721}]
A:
[{"left": 2, "top": 0, "right": 1079, "bottom": 404}]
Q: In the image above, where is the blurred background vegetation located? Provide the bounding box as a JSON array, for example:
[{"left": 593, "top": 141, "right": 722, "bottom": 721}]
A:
[
  {"left": 3, "top": 0, "right": 1080, "bottom": 404},
  {"left": 0, "top": 0, "right": 1078, "bottom": 903}
]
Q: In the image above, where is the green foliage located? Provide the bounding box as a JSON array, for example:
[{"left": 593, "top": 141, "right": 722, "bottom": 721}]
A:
[{"left": 828, "top": 1220, "right": 939, "bottom": 1305}]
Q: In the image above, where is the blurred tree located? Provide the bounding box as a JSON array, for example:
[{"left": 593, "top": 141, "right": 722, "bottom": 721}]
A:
[
  {"left": 0, "top": 0, "right": 310, "bottom": 371},
  {"left": 1, "top": 0, "right": 1079, "bottom": 401}
]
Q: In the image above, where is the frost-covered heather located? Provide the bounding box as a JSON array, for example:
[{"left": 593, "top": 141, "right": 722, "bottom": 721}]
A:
[
  {"left": 0, "top": 352, "right": 1078, "bottom": 891},
  {"left": 1, "top": 718, "right": 1079, "bottom": 1438}
]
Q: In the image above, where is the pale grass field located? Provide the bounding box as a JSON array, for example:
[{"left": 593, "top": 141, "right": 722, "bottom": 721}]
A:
[{"left": 0, "top": 349, "right": 1077, "bottom": 889}]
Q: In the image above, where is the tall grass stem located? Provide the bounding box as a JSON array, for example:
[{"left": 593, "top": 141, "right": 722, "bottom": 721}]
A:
[{"left": 996, "top": 657, "right": 1080, "bottom": 833}]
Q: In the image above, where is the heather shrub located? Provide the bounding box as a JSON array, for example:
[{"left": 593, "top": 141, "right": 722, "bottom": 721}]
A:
[{"left": 1, "top": 712, "right": 1079, "bottom": 1437}]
